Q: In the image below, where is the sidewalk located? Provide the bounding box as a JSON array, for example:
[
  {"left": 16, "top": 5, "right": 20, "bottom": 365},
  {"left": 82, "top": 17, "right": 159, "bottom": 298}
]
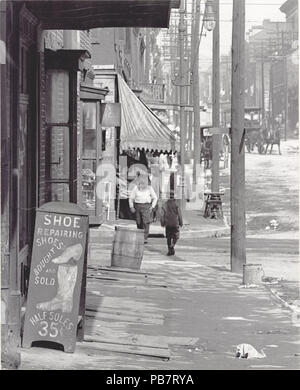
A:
[
  {"left": 20, "top": 234, "right": 300, "bottom": 370},
  {"left": 95, "top": 208, "right": 230, "bottom": 240}
]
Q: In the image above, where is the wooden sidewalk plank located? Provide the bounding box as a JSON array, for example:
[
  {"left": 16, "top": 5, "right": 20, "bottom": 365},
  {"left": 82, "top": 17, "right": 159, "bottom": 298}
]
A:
[
  {"left": 85, "top": 295, "right": 165, "bottom": 319},
  {"left": 87, "top": 270, "right": 165, "bottom": 283},
  {"left": 86, "top": 303, "right": 165, "bottom": 321},
  {"left": 84, "top": 333, "right": 168, "bottom": 349},
  {"left": 88, "top": 265, "right": 165, "bottom": 279},
  {"left": 85, "top": 309, "right": 164, "bottom": 325},
  {"left": 87, "top": 274, "right": 168, "bottom": 288},
  {"left": 84, "top": 327, "right": 199, "bottom": 348},
  {"left": 79, "top": 340, "right": 170, "bottom": 359}
]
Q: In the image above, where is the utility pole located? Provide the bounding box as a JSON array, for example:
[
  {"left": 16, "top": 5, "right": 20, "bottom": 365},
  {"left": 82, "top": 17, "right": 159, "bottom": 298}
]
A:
[
  {"left": 192, "top": 0, "right": 201, "bottom": 183},
  {"left": 183, "top": 14, "right": 189, "bottom": 156},
  {"left": 261, "top": 41, "right": 265, "bottom": 120},
  {"left": 231, "top": 0, "right": 246, "bottom": 274},
  {"left": 211, "top": 0, "right": 220, "bottom": 192},
  {"left": 282, "top": 31, "right": 288, "bottom": 141},
  {"left": 188, "top": 0, "right": 196, "bottom": 153},
  {"left": 270, "top": 61, "right": 275, "bottom": 131},
  {"left": 179, "top": 0, "right": 186, "bottom": 207}
]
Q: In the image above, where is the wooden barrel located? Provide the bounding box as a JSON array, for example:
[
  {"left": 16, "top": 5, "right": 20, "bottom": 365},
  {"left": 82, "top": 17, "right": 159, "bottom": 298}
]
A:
[
  {"left": 243, "top": 264, "right": 264, "bottom": 285},
  {"left": 111, "top": 226, "right": 144, "bottom": 270}
]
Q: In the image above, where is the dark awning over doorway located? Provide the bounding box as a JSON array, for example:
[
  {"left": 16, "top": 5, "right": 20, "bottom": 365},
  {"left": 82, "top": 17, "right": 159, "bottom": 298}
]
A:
[{"left": 25, "top": 0, "right": 180, "bottom": 29}]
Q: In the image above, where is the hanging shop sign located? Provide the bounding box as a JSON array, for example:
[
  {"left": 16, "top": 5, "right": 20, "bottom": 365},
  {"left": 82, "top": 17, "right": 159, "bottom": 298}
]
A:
[
  {"left": 206, "top": 127, "right": 229, "bottom": 136},
  {"left": 100, "top": 103, "right": 121, "bottom": 127},
  {"left": 22, "top": 202, "right": 89, "bottom": 353}
]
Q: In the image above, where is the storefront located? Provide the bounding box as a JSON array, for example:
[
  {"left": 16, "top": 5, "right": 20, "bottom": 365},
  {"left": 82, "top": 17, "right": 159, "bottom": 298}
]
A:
[
  {"left": 1, "top": 0, "right": 180, "bottom": 368},
  {"left": 79, "top": 83, "right": 109, "bottom": 224},
  {"left": 117, "top": 74, "right": 179, "bottom": 219},
  {"left": 92, "top": 67, "right": 179, "bottom": 221},
  {"left": 93, "top": 66, "right": 120, "bottom": 222}
]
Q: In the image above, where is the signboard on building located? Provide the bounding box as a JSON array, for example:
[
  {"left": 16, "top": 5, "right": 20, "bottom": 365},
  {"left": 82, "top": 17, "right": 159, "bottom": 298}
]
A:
[
  {"left": 22, "top": 202, "right": 89, "bottom": 353},
  {"left": 209, "top": 127, "right": 229, "bottom": 135},
  {"left": 94, "top": 74, "right": 116, "bottom": 103},
  {"left": 100, "top": 103, "right": 121, "bottom": 127}
]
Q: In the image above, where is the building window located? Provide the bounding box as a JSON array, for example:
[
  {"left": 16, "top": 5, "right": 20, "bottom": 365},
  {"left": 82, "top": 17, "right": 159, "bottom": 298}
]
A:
[
  {"left": 82, "top": 101, "right": 98, "bottom": 210},
  {"left": 45, "top": 69, "right": 71, "bottom": 202}
]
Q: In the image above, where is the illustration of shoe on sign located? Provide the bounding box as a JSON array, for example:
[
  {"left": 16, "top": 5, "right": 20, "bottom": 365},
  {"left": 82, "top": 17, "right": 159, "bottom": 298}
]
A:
[{"left": 36, "top": 243, "right": 83, "bottom": 313}]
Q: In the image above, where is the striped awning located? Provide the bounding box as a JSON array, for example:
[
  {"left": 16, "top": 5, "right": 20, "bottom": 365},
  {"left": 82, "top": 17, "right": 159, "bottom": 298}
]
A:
[{"left": 117, "top": 75, "right": 178, "bottom": 152}]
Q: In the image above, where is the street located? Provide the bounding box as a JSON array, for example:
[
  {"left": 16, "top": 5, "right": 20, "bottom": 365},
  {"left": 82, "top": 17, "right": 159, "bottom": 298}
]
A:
[
  {"left": 215, "top": 139, "right": 299, "bottom": 282},
  {"left": 20, "top": 139, "right": 299, "bottom": 370},
  {"left": 1, "top": 0, "right": 299, "bottom": 372},
  {"left": 221, "top": 138, "right": 299, "bottom": 234}
]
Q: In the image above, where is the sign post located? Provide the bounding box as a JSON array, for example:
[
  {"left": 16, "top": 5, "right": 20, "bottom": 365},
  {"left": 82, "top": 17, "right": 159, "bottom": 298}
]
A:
[{"left": 22, "top": 202, "right": 89, "bottom": 353}]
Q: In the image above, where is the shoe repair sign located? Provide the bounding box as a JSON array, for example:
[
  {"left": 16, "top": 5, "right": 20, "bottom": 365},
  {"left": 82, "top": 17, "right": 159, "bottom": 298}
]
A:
[{"left": 22, "top": 202, "right": 89, "bottom": 353}]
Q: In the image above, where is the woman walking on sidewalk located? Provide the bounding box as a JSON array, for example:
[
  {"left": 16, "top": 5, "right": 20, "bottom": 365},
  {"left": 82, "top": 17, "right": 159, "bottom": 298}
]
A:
[{"left": 129, "top": 175, "right": 158, "bottom": 244}]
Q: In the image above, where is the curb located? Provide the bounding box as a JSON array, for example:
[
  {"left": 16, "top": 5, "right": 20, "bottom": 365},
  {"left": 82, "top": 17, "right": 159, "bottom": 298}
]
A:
[
  {"left": 180, "top": 226, "right": 230, "bottom": 239},
  {"left": 90, "top": 226, "right": 231, "bottom": 240},
  {"left": 264, "top": 284, "right": 300, "bottom": 314}
]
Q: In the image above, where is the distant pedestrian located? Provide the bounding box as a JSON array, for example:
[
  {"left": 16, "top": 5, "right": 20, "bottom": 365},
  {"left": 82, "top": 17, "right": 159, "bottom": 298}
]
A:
[
  {"left": 160, "top": 190, "right": 183, "bottom": 256},
  {"left": 129, "top": 175, "right": 158, "bottom": 244}
]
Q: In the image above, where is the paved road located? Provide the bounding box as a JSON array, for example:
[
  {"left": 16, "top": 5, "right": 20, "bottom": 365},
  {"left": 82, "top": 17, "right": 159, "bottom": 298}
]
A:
[{"left": 220, "top": 139, "right": 299, "bottom": 233}]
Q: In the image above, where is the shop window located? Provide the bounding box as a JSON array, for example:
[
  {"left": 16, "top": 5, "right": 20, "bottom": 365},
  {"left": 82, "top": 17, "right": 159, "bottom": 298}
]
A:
[
  {"left": 49, "top": 183, "right": 70, "bottom": 202},
  {"left": 45, "top": 69, "right": 72, "bottom": 203},
  {"left": 49, "top": 126, "right": 70, "bottom": 180},
  {"left": 82, "top": 101, "right": 98, "bottom": 211},
  {"left": 79, "top": 81, "right": 108, "bottom": 223},
  {"left": 46, "top": 70, "right": 69, "bottom": 123}
]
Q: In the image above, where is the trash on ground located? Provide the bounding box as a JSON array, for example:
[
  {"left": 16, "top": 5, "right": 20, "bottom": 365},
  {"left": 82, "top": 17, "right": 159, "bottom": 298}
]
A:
[
  {"left": 291, "top": 312, "right": 300, "bottom": 327},
  {"left": 223, "top": 316, "right": 249, "bottom": 321},
  {"left": 269, "top": 219, "right": 279, "bottom": 230},
  {"left": 262, "top": 276, "right": 279, "bottom": 285},
  {"left": 239, "top": 283, "right": 260, "bottom": 289},
  {"left": 235, "top": 344, "right": 266, "bottom": 359}
]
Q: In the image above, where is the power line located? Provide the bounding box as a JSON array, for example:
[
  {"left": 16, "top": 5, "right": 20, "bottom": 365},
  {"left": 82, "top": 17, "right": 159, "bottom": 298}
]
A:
[{"left": 221, "top": 2, "right": 284, "bottom": 5}]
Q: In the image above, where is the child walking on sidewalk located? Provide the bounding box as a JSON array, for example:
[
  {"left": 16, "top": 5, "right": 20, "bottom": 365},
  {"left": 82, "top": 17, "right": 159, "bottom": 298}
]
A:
[{"left": 160, "top": 191, "right": 183, "bottom": 256}]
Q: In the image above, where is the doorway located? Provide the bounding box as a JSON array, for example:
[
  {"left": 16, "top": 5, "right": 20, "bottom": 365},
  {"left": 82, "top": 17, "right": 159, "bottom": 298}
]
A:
[{"left": 80, "top": 100, "right": 103, "bottom": 224}]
